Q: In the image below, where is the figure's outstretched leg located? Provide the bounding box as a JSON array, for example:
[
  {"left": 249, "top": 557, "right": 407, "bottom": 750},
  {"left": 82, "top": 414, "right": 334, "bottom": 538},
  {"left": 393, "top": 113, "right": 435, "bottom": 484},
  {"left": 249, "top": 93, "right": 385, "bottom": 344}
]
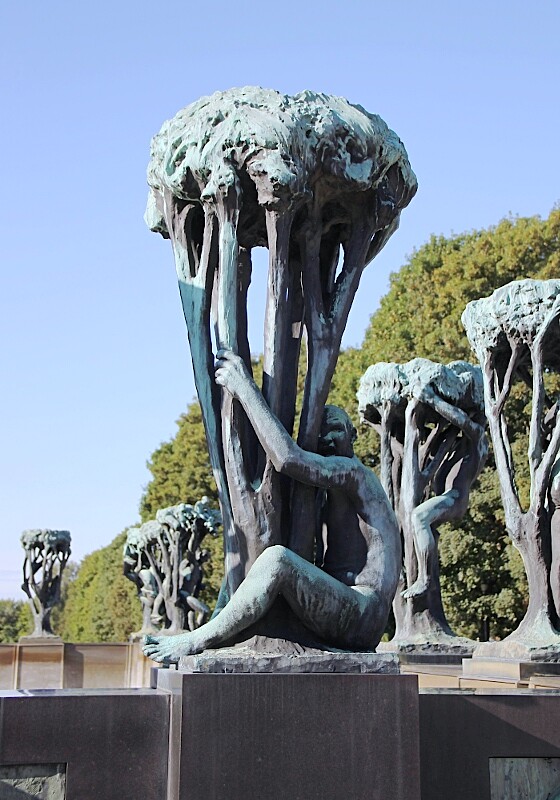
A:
[
  {"left": 402, "top": 490, "right": 460, "bottom": 599},
  {"left": 143, "top": 545, "right": 377, "bottom": 662}
]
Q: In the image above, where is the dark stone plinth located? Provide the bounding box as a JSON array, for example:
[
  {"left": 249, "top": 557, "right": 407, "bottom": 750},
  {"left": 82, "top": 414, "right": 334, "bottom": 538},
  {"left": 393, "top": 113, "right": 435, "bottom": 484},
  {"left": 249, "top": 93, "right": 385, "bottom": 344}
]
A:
[
  {"left": 157, "top": 670, "right": 420, "bottom": 800},
  {"left": 419, "top": 689, "right": 560, "bottom": 800},
  {"left": 377, "top": 639, "right": 475, "bottom": 665},
  {"left": 0, "top": 689, "right": 169, "bottom": 799},
  {"left": 180, "top": 641, "right": 398, "bottom": 673}
]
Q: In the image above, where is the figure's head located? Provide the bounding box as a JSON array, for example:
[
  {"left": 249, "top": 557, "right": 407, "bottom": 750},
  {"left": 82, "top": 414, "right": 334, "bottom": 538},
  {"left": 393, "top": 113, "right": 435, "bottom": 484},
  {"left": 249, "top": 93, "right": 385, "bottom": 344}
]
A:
[{"left": 318, "top": 405, "right": 357, "bottom": 457}]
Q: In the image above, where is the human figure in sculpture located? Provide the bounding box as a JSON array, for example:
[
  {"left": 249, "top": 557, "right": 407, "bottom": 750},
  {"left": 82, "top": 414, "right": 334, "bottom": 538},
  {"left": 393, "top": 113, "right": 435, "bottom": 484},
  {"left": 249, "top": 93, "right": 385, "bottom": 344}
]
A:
[
  {"left": 401, "top": 382, "right": 487, "bottom": 600},
  {"left": 143, "top": 351, "right": 401, "bottom": 663}
]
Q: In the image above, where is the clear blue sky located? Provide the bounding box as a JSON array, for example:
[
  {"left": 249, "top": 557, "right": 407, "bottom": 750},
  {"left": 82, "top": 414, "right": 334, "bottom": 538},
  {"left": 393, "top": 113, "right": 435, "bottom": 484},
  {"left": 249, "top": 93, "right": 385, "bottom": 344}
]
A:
[{"left": 1, "top": 1, "right": 559, "bottom": 599}]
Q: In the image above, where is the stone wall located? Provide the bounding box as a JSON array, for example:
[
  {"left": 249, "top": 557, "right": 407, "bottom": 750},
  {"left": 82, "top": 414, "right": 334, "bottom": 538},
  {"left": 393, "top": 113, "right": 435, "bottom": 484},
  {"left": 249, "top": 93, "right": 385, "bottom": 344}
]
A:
[
  {"left": 2, "top": 676, "right": 560, "bottom": 799},
  {"left": 0, "top": 640, "right": 152, "bottom": 689}
]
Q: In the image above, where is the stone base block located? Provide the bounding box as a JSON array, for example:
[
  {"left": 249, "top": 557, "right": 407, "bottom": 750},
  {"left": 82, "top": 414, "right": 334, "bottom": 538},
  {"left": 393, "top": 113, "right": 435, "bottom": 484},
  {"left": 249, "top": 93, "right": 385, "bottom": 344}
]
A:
[
  {"left": 401, "top": 662, "right": 462, "bottom": 689},
  {"left": 63, "top": 643, "right": 130, "bottom": 688},
  {"left": 157, "top": 670, "right": 420, "bottom": 800},
  {"left": 16, "top": 639, "right": 65, "bottom": 689},
  {"left": 473, "top": 639, "right": 560, "bottom": 662},
  {"left": 419, "top": 689, "right": 560, "bottom": 800},
  {"left": 529, "top": 675, "right": 560, "bottom": 689},
  {"left": 463, "top": 656, "right": 560, "bottom": 682},
  {"left": 0, "top": 688, "right": 169, "bottom": 799},
  {"left": 180, "top": 647, "right": 398, "bottom": 674},
  {"left": 0, "top": 646, "right": 16, "bottom": 690},
  {"left": 378, "top": 638, "right": 475, "bottom": 664}
]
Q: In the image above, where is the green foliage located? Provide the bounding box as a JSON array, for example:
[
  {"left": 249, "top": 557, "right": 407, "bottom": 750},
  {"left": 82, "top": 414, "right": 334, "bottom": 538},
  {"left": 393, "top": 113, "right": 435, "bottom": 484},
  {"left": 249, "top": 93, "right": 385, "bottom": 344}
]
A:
[
  {"left": 139, "top": 357, "right": 268, "bottom": 613},
  {"left": 331, "top": 209, "right": 560, "bottom": 639},
  {"left": 193, "top": 530, "right": 224, "bottom": 611},
  {"left": 139, "top": 402, "right": 225, "bottom": 613},
  {"left": 140, "top": 401, "right": 218, "bottom": 521},
  {"left": 58, "top": 532, "right": 142, "bottom": 642},
  {"left": 360, "top": 211, "right": 560, "bottom": 366},
  {"left": 0, "top": 599, "right": 32, "bottom": 642},
  {"left": 50, "top": 560, "right": 79, "bottom": 635},
  {"left": 438, "top": 464, "right": 528, "bottom": 639}
]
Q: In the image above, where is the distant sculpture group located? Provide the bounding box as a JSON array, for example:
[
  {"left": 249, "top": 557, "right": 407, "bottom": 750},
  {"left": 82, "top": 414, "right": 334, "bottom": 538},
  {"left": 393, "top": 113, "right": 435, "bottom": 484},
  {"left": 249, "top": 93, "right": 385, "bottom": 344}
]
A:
[
  {"left": 358, "top": 358, "right": 487, "bottom": 650},
  {"left": 21, "top": 529, "right": 71, "bottom": 637},
  {"left": 124, "top": 498, "right": 220, "bottom": 636},
  {"left": 463, "top": 279, "right": 560, "bottom": 653},
  {"left": 141, "top": 86, "right": 560, "bottom": 664}
]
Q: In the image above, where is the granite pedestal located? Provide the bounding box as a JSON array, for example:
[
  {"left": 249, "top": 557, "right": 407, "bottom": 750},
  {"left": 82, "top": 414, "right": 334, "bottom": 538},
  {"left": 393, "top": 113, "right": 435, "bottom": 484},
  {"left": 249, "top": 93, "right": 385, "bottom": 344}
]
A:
[
  {"left": 0, "top": 688, "right": 169, "bottom": 799},
  {"left": 419, "top": 689, "right": 560, "bottom": 800},
  {"left": 157, "top": 669, "right": 420, "bottom": 800}
]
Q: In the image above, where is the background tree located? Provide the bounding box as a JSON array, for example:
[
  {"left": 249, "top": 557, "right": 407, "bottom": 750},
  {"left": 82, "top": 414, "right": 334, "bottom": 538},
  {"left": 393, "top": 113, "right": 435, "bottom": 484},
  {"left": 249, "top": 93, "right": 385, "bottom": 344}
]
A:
[
  {"left": 0, "top": 600, "right": 32, "bottom": 642},
  {"left": 140, "top": 399, "right": 240, "bottom": 612},
  {"left": 57, "top": 531, "right": 142, "bottom": 642},
  {"left": 50, "top": 560, "right": 79, "bottom": 635},
  {"left": 330, "top": 209, "right": 560, "bottom": 639},
  {"left": 20, "top": 529, "right": 72, "bottom": 637},
  {"left": 358, "top": 358, "right": 487, "bottom": 648},
  {"left": 139, "top": 359, "right": 271, "bottom": 613},
  {"left": 463, "top": 279, "right": 560, "bottom": 647},
  {"left": 140, "top": 402, "right": 218, "bottom": 519}
]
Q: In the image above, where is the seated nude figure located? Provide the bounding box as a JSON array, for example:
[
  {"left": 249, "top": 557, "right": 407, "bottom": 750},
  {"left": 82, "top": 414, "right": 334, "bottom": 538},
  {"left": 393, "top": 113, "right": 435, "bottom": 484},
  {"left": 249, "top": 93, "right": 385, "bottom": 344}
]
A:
[{"left": 143, "top": 351, "right": 401, "bottom": 663}]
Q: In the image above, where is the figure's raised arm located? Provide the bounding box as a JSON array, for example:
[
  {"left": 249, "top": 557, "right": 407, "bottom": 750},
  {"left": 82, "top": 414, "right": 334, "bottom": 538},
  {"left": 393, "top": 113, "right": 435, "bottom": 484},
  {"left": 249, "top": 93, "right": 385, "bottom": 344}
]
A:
[
  {"left": 412, "top": 383, "right": 484, "bottom": 442},
  {"left": 215, "top": 351, "right": 359, "bottom": 490}
]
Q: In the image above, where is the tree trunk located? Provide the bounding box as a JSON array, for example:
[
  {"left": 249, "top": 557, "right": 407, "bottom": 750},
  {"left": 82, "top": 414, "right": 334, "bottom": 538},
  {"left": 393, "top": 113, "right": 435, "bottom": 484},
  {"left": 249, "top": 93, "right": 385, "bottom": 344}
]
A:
[
  {"left": 392, "top": 530, "right": 455, "bottom": 642},
  {"left": 392, "top": 400, "right": 462, "bottom": 646},
  {"left": 510, "top": 515, "right": 560, "bottom": 643}
]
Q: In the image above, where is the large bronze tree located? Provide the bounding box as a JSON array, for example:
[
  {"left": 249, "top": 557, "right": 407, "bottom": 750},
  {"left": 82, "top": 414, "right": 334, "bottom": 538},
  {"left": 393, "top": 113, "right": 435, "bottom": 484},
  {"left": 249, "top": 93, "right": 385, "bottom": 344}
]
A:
[
  {"left": 145, "top": 87, "right": 416, "bottom": 622},
  {"left": 463, "top": 279, "right": 560, "bottom": 656},
  {"left": 358, "top": 358, "right": 486, "bottom": 651}
]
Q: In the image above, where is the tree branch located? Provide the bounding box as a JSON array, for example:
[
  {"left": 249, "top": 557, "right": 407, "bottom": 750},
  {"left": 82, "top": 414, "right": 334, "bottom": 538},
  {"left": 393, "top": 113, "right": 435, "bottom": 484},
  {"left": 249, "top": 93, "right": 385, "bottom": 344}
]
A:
[
  {"left": 529, "top": 339, "right": 545, "bottom": 491},
  {"left": 423, "top": 429, "right": 460, "bottom": 485},
  {"left": 379, "top": 402, "right": 395, "bottom": 506},
  {"left": 482, "top": 350, "right": 523, "bottom": 527},
  {"left": 262, "top": 210, "right": 295, "bottom": 425},
  {"left": 214, "top": 185, "right": 241, "bottom": 351},
  {"left": 535, "top": 409, "right": 560, "bottom": 510},
  {"left": 495, "top": 339, "right": 521, "bottom": 416}
]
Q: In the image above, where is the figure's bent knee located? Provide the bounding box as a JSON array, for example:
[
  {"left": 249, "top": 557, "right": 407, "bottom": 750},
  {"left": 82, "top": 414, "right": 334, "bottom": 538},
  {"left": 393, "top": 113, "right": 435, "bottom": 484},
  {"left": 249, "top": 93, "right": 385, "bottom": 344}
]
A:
[
  {"left": 258, "top": 544, "right": 289, "bottom": 565},
  {"left": 254, "top": 545, "right": 292, "bottom": 583}
]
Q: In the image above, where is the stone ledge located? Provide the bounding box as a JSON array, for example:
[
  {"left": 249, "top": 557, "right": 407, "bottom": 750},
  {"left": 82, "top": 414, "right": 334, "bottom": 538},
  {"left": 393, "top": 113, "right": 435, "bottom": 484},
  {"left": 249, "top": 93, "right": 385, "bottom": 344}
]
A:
[
  {"left": 179, "top": 637, "right": 399, "bottom": 673},
  {"left": 473, "top": 639, "right": 560, "bottom": 662}
]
